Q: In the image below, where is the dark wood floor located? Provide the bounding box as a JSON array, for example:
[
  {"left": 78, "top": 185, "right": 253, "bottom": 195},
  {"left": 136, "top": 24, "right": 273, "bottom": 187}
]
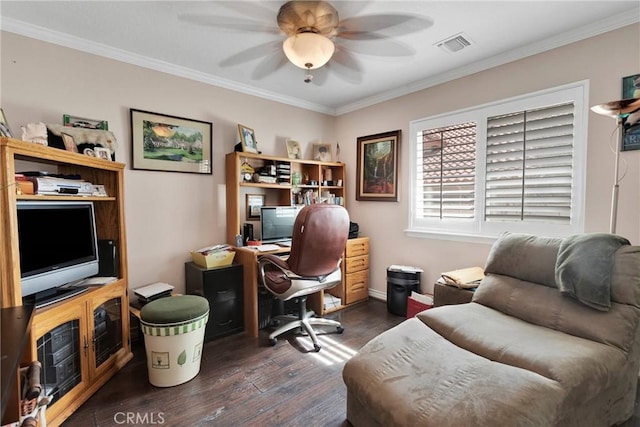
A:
[
  {"left": 62, "top": 299, "right": 404, "bottom": 426},
  {"left": 62, "top": 299, "right": 640, "bottom": 427}
]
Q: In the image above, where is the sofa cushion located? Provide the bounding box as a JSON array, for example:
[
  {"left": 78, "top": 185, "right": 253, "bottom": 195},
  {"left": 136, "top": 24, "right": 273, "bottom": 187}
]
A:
[
  {"left": 611, "top": 245, "right": 640, "bottom": 307},
  {"left": 343, "top": 318, "right": 564, "bottom": 427},
  {"left": 418, "top": 303, "right": 627, "bottom": 407},
  {"left": 472, "top": 273, "right": 640, "bottom": 353},
  {"left": 484, "top": 232, "right": 561, "bottom": 288}
]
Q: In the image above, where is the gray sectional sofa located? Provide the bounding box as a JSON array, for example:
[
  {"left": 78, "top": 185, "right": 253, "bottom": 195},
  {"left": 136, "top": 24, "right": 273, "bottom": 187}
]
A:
[{"left": 343, "top": 232, "right": 640, "bottom": 426}]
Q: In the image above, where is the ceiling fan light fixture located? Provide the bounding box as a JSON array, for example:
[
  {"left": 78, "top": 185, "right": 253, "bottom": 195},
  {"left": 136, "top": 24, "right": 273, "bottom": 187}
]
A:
[{"left": 283, "top": 32, "right": 335, "bottom": 70}]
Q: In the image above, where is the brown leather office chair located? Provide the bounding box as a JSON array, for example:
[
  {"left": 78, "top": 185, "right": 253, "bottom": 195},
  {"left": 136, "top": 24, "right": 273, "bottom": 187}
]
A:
[{"left": 258, "top": 204, "right": 350, "bottom": 352}]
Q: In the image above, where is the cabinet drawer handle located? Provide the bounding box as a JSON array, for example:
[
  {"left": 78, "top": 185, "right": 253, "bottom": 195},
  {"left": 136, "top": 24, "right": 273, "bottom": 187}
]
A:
[
  {"left": 216, "top": 290, "right": 229, "bottom": 294},
  {"left": 218, "top": 320, "right": 233, "bottom": 326}
]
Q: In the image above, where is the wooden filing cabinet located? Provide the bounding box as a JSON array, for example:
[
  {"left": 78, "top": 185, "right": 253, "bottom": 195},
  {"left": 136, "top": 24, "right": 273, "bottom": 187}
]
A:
[
  {"left": 185, "top": 262, "right": 244, "bottom": 341},
  {"left": 343, "top": 237, "right": 370, "bottom": 305}
]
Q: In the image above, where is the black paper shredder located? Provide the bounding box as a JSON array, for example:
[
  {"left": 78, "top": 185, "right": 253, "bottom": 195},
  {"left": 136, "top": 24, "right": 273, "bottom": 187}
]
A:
[{"left": 387, "top": 266, "right": 423, "bottom": 316}]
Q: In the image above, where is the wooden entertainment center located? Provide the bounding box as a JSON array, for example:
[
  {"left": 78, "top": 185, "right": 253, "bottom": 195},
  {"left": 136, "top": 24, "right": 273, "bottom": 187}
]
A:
[
  {"left": 225, "top": 152, "right": 369, "bottom": 337},
  {"left": 0, "top": 137, "right": 132, "bottom": 427}
]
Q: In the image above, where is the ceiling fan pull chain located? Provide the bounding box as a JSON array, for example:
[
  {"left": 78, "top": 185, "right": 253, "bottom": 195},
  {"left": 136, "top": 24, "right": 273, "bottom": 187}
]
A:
[{"left": 304, "top": 66, "right": 314, "bottom": 84}]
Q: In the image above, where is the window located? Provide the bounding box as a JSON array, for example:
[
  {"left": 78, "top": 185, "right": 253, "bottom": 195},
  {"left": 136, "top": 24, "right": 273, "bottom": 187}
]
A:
[{"left": 408, "top": 82, "right": 587, "bottom": 241}]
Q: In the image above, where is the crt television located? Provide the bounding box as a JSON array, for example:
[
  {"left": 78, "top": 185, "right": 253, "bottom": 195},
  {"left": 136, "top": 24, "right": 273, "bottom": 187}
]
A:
[
  {"left": 17, "top": 200, "right": 100, "bottom": 301},
  {"left": 260, "top": 205, "right": 302, "bottom": 243}
]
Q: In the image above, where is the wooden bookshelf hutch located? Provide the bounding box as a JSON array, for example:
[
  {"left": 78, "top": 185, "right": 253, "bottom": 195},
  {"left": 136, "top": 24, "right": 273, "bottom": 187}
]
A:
[
  {"left": 0, "top": 137, "right": 132, "bottom": 427},
  {"left": 225, "top": 151, "right": 369, "bottom": 337}
]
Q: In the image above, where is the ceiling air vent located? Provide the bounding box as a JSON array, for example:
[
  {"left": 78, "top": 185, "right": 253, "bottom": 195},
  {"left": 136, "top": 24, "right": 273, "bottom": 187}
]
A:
[{"left": 435, "top": 33, "right": 471, "bottom": 53}]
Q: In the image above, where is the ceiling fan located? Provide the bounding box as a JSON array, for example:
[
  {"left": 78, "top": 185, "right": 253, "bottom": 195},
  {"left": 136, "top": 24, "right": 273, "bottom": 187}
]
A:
[{"left": 180, "top": 1, "right": 433, "bottom": 84}]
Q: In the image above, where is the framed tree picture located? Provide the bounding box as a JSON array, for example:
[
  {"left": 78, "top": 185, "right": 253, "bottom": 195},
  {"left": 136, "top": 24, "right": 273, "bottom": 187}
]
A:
[
  {"left": 356, "top": 130, "right": 400, "bottom": 201},
  {"left": 130, "top": 109, "right": 212, "bottom": 174}
]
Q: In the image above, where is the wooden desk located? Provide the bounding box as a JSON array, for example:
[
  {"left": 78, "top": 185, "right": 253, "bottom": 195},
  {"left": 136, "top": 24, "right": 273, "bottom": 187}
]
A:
[{"left": 235, "top": 246, "right": 323, "bottom": 338}]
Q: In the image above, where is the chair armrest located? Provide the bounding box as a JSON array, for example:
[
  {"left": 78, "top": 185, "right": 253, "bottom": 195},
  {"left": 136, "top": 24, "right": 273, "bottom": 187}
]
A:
[{"left": 259, "top": 254, "right": 290, "bottom": 271}]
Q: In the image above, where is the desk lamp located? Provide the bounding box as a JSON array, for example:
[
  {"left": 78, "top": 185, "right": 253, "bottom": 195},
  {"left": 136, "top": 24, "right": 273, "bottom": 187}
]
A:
[{"left": 590, "top": 97, "right": 640, "bottom": 233}]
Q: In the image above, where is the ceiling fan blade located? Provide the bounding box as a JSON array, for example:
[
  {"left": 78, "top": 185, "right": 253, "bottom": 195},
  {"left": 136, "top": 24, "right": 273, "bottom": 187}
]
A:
[
  {"left": 213, "top": 1, "right": 278, "bottom": 24},
  {"left": 338, "top": 38, "right": 416, "bottom": 57},
  {"left": 252, "top": 53, "right": 289, "bottom": 80},
  {"left": 178, "top": 13, "right": 279, "bottom": 34},
  {"left": 337, "top": 14, "right": 433, "bottom": 40},
  {"left": 325, "top": 49, "right": 362, "bottom": 84},
  {"left": 219, "top": 40, "right": 281, "bottom": 68},
  {"left": 309, "top": 66, "right": 329, "bottom": 86}
]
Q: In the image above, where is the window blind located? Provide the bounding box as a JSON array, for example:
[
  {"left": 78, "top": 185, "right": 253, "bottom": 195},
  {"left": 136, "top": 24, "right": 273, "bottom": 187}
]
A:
[
  {"left": 417, "top": 122, "right": 477, "bottom": 219},
  {"left": 484, "top": 102, "right": 574, "bottom": 223}
]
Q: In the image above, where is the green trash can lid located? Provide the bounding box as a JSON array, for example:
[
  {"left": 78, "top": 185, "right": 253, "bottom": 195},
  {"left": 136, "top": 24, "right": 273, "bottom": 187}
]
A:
[{"left": 140, "top": 295, "right": 209, "bottom": 324}]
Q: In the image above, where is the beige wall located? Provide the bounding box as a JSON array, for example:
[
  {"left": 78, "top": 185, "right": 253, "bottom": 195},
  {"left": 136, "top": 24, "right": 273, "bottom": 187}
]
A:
[
  {"left": 1, "top": 32, "right": 336, "bottom": 291},
  {"left": 336, "top": 24, "right": 640, "bottom": 298},
  {"left": 2, "top": 24, "right": 638, "bottom": 299}
]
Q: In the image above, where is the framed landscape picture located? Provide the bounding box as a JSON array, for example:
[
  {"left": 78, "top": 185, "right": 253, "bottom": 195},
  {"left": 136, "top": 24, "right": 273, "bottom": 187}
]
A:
[
  {"left": 130, "top": 109, "right": 212, "bottom": 174},
  {"left": 356, "top": 130, "right": 401, "bottom": 201}
]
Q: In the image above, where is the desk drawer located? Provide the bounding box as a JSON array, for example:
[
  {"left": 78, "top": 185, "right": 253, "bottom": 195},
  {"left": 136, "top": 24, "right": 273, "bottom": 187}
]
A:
[
  {"left": 346, "top": 238, "right": 369, "bottom": 257},
  {"left": 345, "top": 270, "right": 369, "bottom": 305},
  {"left": 344, "top": 254, "right": 369, "bottom": 273}
]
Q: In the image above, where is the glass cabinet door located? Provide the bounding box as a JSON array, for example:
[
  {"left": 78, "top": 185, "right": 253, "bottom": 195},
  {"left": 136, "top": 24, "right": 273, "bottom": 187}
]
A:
[
  {"left": 36, "top": 319, "right": 82, "bottom": 406},
  {"left": 93, "top": 296, "right": 123, "bottom": 369}
]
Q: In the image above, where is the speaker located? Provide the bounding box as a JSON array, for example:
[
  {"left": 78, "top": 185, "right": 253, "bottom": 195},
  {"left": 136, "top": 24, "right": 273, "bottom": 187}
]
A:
[
  {"left": 98, "top": 239, "right": 118, "bottom": 277},
  {"left": 243, "top": 224, "right": 253, "bottom": 244}
]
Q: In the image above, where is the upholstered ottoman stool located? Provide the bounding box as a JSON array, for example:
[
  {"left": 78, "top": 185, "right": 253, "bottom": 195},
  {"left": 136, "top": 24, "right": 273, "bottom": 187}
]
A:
[
  {"left": 342, "top": 317, "right": 563, "bottom": 426},
  {"left": 140, "top": 295, "right": 209, "bottom": 387}
]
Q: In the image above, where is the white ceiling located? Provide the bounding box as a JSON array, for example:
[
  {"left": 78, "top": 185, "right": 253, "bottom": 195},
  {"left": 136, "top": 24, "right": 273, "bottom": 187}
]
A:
[{"left": 2, "top": 1, "right": 639, "bottom": 115}]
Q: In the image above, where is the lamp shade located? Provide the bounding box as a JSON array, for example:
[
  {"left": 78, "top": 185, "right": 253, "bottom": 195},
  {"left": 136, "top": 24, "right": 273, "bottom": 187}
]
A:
[
  {"left": 283, "top": 32, "right": 335, "bottom": 70},
  {"left": 590, "top": 98, "right": 640, "bottom": 118}
]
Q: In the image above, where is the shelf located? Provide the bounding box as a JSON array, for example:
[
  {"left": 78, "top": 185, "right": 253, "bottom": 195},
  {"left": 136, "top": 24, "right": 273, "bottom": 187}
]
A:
[
  {"left": 239, "top": 182, "right": 292, "bottom": 190},
  {"left": 17, "top": 195, "right": 117, "bottom": 202}
]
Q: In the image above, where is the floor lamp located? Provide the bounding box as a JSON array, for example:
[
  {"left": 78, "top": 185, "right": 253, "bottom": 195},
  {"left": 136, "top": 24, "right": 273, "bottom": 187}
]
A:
[{"left": 590, "top": 97, "right": 640, "bottom": 234}]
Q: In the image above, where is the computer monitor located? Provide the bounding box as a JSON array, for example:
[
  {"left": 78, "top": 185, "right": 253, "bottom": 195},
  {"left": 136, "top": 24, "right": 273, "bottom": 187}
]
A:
[{"left": 260, "top": 206, "right": 302, "bottom": 244}]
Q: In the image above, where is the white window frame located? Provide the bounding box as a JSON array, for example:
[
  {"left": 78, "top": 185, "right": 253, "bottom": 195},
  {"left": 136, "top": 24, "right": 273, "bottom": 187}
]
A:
[{"left": 407, "top": 81, "right": 588, "bottom": 242}]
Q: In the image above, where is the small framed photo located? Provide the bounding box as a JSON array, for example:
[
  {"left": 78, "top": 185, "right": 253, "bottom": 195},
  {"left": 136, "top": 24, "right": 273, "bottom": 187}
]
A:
[
  {"left": 0, "top": 108, "right": 13, "bottom": 138},
  {"left": 313, "top": 143, "right": 332, "bottom": 162},
  {"left": 92, "top": 185, "right": 108, "bottom": 197},
  {"left": 61, "top": 133, "right": 78, "bottom": 153},
  {"left": 286, "top": 140, "right": 301, "bottom": 159},
  {"left": 238, "top": 124, "right": 258, "bottom": 153},
  {"left": 83, "top": 148, "right": 96, "bottom": 157},
  {"left": 95, "top": 147, "right": 112, "bottom": 161},
  {"left": 246, "top": 194, "right": 265, "bottom": 220}
]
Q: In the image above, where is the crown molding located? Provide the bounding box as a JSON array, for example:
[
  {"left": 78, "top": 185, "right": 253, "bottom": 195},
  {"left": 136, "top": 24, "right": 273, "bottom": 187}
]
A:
[
  {"left": 335, "top": 10, "right": 639, "bottom": 115},
  {"left": 0, "top": 17, "right": 336, "bottom": 116},
  {"left": 2, "top": 10, "right": 637, "bottom": 117}
]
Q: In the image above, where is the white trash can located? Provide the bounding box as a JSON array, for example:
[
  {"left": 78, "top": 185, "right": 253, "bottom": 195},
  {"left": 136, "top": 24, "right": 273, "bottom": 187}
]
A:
[{"left": 140, "top": 295, "right": 209, "bottom": 387}]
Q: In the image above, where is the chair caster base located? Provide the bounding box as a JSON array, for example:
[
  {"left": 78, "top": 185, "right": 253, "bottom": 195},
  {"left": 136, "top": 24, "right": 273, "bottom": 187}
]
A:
[
  {"left": 337, "top": 326, "right": 345, "bottom": 334},
  {"left": 269, "top": 338, "right": 277, "bottom": 346},
  {"left": 313, "top": 344, "right": 321, "bottom": 352}
]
